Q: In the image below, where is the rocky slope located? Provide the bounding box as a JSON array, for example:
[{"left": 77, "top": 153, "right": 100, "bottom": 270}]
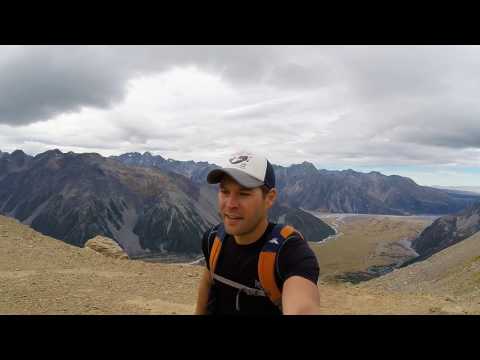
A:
[
  {"left": 0, "top": 149, "right": 219, "bottom": 256},
  {"left": 365, "top": 231, "right": 480, "bottom": 309},
  {"left": 405, "top": 201, "right": 480, "bottom": 264}
]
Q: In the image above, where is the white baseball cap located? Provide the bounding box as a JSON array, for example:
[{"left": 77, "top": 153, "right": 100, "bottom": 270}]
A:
[{"left": 207, "top": 151, "right": 276, "bottom": 189}]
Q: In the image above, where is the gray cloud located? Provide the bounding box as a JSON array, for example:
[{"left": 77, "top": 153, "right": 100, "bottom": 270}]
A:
[
  {"left": 265, "top": 62, "right": 331, "bottom": 89},
  {"left": 3, "top": 45, "right": 480, "bottom": 125},
  {"left": 338, "top": 46, "right": 450, "bottom": 99},
  {"left": 0, "top": 46, "right": 132, "bottom": 126},
  {"left": 387, "top": 100, "right": 480, "bottom": 149},
  {"left": 0, "top": 45, "right": 282, "bottom": 126}
]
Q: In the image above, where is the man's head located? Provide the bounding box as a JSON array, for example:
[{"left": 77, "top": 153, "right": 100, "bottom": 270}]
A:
[{"left": 207, "top": 151, "right": 277, "bottom": 236}]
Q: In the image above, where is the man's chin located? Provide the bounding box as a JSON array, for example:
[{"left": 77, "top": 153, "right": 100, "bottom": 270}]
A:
[
  {"left": 224, "top": 224, "right": 240, "bottom": 235},
  {"left": 224, "top": 222, "right": 247, "bottom": 236}
]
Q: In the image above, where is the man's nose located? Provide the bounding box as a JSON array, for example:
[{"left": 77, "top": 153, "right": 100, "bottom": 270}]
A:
[{"left": 225, "top": 194, "right": 240, "bottom": 208}]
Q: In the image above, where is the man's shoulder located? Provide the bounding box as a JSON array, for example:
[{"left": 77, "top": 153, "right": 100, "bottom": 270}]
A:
[
  {"left": 265, "top": 223, "right": 305, "bottom": 259},
  {"left": 275, "top": 225, "right": 311, "bottom": 256},
  {"left": 274, "top": 225, "right": 320, "bottom": 285},
  {"left": 272, "top": 223, "right": 303, "bottom": 241}
]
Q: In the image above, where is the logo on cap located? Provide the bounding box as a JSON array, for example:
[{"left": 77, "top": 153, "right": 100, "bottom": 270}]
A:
[{"left": 229, "top": 155, "right": 250, "bottom": 168}]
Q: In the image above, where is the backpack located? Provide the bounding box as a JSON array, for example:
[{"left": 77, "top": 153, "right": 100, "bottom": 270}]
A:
[{"left": 207, "top": 223, "right": 304, "bottom": 311}]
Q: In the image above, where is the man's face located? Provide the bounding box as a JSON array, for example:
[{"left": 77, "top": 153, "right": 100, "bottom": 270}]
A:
[{"left": 218, "top": 176, "right": 276, "bottom": 236}]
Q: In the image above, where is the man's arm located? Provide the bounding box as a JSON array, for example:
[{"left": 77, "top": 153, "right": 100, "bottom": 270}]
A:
[
  {"left": 194, "top": 268, "right": 212, "bottom": 315},
  {"left": 282, "top": 275, "right": 320, "bottom": 315}
]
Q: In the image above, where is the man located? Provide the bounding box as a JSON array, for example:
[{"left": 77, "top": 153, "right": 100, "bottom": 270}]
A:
[{"left": 195, "top": 150, "right": 320, "bottom": 315}]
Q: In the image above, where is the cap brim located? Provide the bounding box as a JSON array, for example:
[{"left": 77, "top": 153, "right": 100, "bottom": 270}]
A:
[{"left": 207, "top": 168, "right": 264, "bottom": 188}]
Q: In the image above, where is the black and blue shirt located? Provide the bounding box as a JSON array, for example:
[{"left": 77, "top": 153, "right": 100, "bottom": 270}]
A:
[{"left": 201, "top": 222, "right": 320, "bottom": 315}]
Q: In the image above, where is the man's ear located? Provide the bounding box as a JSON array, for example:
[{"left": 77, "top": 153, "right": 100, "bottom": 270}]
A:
[{"left": 265, "top": 188, "right": 277, "bottom": 209}]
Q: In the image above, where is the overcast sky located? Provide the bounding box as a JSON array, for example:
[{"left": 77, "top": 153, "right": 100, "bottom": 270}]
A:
[{"left": 0, "top": 45, "right": 479, "bottom": 187}]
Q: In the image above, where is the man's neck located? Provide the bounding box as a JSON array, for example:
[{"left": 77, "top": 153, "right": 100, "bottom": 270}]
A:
[{"left": 233, "top": 218, "right": 269, "bottom": 246}]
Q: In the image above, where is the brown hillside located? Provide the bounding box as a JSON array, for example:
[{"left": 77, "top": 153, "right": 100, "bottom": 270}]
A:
[
  {"left": 0, "top": 215, "right": 202, "bottom": 314},
  {"left": 1, "top": 214, "right": 479, "bottom": 315},
  {"left": 364, "top": 231, "right": 480, "bottom": 306}
]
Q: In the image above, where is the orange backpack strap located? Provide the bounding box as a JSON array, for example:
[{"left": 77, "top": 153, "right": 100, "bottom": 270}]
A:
[
  {"left": 208, "top": 224, "right": 227, "bottom": 277},
  {"left": 258, "top": 224, "right": 304, "bottom": 308}
]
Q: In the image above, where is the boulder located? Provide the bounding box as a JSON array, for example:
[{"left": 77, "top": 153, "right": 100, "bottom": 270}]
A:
[{"left": 85, "top": 236, "right": 129, "bottom": 260}]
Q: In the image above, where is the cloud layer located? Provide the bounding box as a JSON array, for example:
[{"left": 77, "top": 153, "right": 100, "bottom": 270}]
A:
[{"left": 1, "top": 45, "right": 479, "bottom": 186}]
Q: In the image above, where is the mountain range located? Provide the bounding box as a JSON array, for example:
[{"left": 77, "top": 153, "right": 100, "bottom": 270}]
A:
[
  {"left": 0, "top": 149, "right": 334, "bottom": 256},
  {"left": 273, "top": 163, "right": 479, "bottom": 215},
  {"left": 2, "top": 149, "right": 479, "bottom": 258},
  {"left": 113, "top": 152, "right": 480, "bottom": 216}
]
